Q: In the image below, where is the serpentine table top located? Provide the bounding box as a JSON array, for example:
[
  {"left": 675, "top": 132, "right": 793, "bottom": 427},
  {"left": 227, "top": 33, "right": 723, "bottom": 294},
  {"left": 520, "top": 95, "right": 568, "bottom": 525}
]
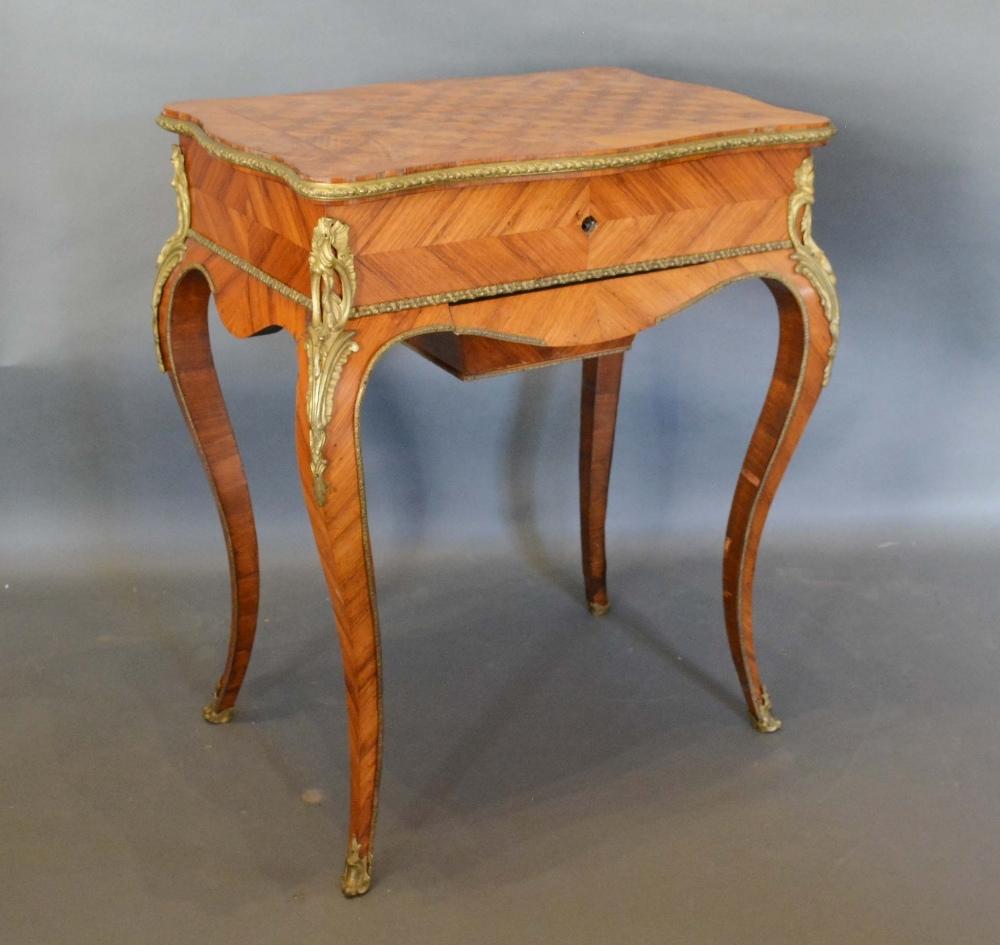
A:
[{"left": 158, "top": 67, "right": 831, "bottom": 189}]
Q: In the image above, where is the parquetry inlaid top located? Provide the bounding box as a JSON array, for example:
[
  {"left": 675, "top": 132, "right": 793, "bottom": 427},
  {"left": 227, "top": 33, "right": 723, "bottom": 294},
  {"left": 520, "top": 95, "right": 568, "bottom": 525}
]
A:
[{"left": 160, "top": 67, "right": 831, "bottom": 186}]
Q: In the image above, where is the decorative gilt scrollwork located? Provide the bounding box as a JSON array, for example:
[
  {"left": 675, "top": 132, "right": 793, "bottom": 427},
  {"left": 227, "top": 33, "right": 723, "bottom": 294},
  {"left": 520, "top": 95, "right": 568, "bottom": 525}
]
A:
[
  {"left": 306, "top": 217, "right": 360, "bottom": 505},
  {"left": 788, "top": 157, "right": 840, "bottom": 387},
  {"left": 788, "top": 156, "right": 839, "bottom": 386},
  {"left": 341, "top": 835, "right": 373, "bottom": 897},
  {"left": 151, "top": 144, "right": 191, "bottom": 372}
]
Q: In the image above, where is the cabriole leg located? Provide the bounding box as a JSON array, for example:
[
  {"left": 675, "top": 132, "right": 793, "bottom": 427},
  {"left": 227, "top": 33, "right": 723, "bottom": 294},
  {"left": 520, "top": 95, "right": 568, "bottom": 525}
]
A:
[
  {"left": 579, "top": 351, "right": 625, "bottom": 616},
  {"left": 294, "top": 329, "right": 382, "bottom": 897},
  {"left": 295, "top": 213, "right": 451, "bottom": 897},
  {"left": 162, "top": 267, "right": 261, "bottom": 724},
  {"left": 722, "top": 272, "right": 835, "bottom": 732}
]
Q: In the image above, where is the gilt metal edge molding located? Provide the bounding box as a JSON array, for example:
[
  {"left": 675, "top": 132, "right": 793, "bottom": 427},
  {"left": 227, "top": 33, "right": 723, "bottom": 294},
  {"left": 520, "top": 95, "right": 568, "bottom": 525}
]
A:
[
  {"left": 356, "top": 241, "right": 794, "bottom": 314},
  {"left": 305, "top": 218, "right": 360, "bottom": 505},
  {"left": 341, "top": 835, "right": 373, "bottom": 897},
  {"left": 186, "top": 230, "right": 792, "bottom": 318},
  {"left": 788, "top": 155, "right": 840, "bottom": 385},
  {"left": 188, "top": 230, "right": 311, "bottom": 307},
  {"left": 156, "top": 114, "right": 835, "bottom": 201},
  {"left": 151, "top": 144, "right": 191, "bottom": 371}
]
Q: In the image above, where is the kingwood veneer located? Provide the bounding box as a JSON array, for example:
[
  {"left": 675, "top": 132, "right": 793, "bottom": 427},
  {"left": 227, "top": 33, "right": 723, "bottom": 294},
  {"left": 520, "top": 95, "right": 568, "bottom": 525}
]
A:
[{"left": 151, "top": 67, "right": 839, "bottom": 897}]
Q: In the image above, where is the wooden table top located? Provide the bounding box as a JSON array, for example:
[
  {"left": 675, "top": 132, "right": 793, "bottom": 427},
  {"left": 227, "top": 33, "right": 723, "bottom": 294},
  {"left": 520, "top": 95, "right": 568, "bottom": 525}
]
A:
[{"left": 159, "top": 67, "right": 832, "bottom": 192}]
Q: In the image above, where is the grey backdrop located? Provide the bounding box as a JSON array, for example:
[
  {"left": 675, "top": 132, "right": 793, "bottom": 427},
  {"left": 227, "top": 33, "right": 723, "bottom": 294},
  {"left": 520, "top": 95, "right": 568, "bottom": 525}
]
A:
[
  {"left": 4, "top": 0, "right": 999, "bottom": 574},
  {"left": 4, "top": 2, "right": 1000, "bottom": 942}
]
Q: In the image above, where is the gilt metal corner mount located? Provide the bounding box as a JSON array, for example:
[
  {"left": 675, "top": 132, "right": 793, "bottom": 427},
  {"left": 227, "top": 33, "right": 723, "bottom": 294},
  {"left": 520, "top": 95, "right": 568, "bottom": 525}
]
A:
[
  {"left": 305, "top": 218, "right": 360, "bottom": 505},
  {"left": 151, "top": 144, "right": 191, "bottom": 372},
  {"left": 788, "top": 156, "right": 840, "bottom": 386}
]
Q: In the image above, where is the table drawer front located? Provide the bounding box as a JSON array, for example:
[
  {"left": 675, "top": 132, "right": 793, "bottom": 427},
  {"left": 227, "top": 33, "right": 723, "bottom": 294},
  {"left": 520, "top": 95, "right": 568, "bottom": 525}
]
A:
[
  {"left": 586, "top": 148, "right": 803, "bottom": 267},
  {"left": 182, "top": 139, "right": 801, "bottom": 315}
]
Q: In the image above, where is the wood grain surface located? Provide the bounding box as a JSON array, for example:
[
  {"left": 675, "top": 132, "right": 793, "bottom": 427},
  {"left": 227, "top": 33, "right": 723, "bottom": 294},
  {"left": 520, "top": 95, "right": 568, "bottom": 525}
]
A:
[
  {"left": 181, "top": 138, "right": 807, "bottom": 312},
  {"left": 580, "top": 352, "right": 625, "bottom": 616},
  {"left": 292, "top": 305, "right": 454, "bottom": 896},
  {"left": 161, "top": 267, "right": 261, "bottom": 722},
  {"left": 723, "top": 274, "right": 831, "bottom": 731},
  {"left": 162, "top": 67, "right": 830, "bottom": 184},
  {"left": 404, "top": 334, "right": 632, "bottom": 380}
]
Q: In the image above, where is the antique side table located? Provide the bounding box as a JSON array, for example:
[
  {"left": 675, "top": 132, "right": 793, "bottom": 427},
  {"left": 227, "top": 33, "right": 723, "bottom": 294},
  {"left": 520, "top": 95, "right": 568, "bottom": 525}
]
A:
[{"left": 151, "top": 68, "right": 838, "bottom": 897}]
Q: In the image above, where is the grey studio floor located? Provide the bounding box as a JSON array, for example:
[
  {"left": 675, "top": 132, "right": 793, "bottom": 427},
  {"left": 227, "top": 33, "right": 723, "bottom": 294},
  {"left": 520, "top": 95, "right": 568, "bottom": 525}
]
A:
[{"left": 5, "top": 529, "right": 1000, "bottom": 945}]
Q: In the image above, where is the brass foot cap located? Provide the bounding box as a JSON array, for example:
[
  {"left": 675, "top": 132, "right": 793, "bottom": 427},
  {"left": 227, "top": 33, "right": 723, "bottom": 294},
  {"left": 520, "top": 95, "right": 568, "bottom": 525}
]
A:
[
  {"left": 340, "top": 837, "right": 373, "bottom": 898},
  {"left": 751, "top": 710, "right": 782, "bottom": 734},
  {"left": 587, "top": 600, "right": 610, "bottom": 617},
  {"left": 202, "top": 702, "right": 235, "bottom": 725},
  {"left": 750, "top": 687, "right": 781, "bottom": 733}
]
